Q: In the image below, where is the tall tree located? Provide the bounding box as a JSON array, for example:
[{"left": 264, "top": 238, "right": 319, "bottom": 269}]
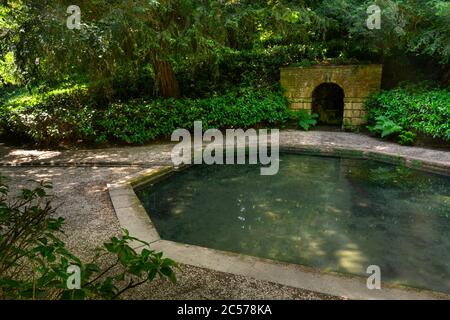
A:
[
  {"left": 1, "top": 0, "right": 227, "bottom": 97},
  {"left": 1, "top": 0, "right": 448, "bottom": 94}
]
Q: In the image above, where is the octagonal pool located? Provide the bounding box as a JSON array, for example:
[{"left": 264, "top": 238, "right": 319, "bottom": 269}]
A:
[{"left": 135, "top": 153, "right": 450, "bottom": 294}]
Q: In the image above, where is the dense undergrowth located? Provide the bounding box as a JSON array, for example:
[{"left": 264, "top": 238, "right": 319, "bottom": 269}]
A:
[
  {"left": 0, "top": 85, "right": 293, "bottom": 146},
  {"left": 1, "top": 81, "right": 448, "bottom": 147},
  {"left": 365, "top": 85, "right": 450, "bottom": 144}
]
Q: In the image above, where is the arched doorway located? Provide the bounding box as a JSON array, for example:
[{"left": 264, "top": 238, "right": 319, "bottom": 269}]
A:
[{"left": 312, "top": 83, "right": 344, "bottom": 126}]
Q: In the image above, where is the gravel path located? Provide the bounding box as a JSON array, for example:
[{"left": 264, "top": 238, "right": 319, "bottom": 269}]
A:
[
  {"left": 1, "top": 130, "right": 449, "bottom": 166},
  {"left": 1, "top": 130, "right": 448, "bottom": 300}
]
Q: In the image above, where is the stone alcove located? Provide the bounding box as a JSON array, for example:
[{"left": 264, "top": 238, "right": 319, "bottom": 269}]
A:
[{"left": 280, "top": 65, "right": 383, "bottom": 128}]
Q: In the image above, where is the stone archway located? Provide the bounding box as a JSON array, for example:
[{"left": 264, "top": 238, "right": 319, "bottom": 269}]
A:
[
  {"left": 280, "top": 65, "right": 383, "bottom": 128},
  {"left": 312, "top": 83, "right": 345, "bottom": 126}
]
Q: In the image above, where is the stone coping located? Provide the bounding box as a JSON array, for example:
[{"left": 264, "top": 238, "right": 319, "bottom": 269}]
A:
[
  {"left": 107, "top": 149, "right": 450, "bottom": 300},
  {"left": 281, "top": 64, "right": 382, "bottom": 68},
  {"left": 280, "top": 146, "right": 450, "bottom": 176}
]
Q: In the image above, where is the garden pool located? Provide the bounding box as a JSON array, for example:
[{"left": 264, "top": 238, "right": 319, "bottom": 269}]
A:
[{"left": 135, "top": 154, "right": 450, "bottom": 294}]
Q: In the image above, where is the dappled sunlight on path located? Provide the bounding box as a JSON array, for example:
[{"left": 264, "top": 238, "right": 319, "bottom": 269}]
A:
[{"left": 1, "top": 131, "right": 449, "bottom": 167}]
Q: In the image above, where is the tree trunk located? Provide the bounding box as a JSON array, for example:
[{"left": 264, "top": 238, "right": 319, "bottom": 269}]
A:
[{"left": 153, "top": 59, "right": 181, "bottom": 99}]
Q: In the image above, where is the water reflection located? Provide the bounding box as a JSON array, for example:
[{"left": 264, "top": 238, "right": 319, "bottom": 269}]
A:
[{"left": 136, "top": 154, "right": 450, "bottom": 294}]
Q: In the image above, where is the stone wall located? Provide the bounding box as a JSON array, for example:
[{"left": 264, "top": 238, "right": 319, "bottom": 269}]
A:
[{"left": 280, "top": 65, "right": 383, "bottom": 128}]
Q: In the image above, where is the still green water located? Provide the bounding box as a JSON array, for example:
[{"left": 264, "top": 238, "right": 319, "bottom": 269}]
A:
[{"left": 136, "top": 154, "right": 450, "bottom": 293}]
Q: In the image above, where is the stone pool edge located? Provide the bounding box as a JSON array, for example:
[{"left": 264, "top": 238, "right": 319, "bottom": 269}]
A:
[
  {"left": 107, "top": 150, "right": 450, "bottom": 301},
  {"left": 280, "top": 145, "right": 450, "bottom": 176}
]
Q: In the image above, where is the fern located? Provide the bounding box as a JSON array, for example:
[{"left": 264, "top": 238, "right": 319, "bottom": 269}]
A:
[
  {"left": 294, "top": 110, "right": 319, "bottom": 131},
  {"left": 371, "top": 116, "right": 403, "bottom": 138}
]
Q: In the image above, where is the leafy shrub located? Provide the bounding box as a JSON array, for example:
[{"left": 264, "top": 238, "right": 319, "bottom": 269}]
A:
[
  {"left": 95, "top": 87, "right": 291, "bottom": 144},
  {"left": 0, "top": 85, "right": 96, "bottom": 145},
  {"left": 0, "top": 176, "right": 177, "bottom": 300},
  {"left": 365, "top": 87, "right": 450, "bottom": 141},
  {"left": 0, "top": 52, "right": 20, "bottom": 86},
  {"left": 398, "top": 131, "right": 417, "bottom": 146},
  {"left": 291, "top": 110, "right": 318, "bottom": 131},
  {"left": 367, "top": 115, "right": 418, "bottom": 145},
  {"left": 1, "top": 86, "right": 291, "bottom": 146}
]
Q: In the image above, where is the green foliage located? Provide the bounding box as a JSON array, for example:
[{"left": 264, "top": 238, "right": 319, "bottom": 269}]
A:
[
  {"left": 1, "top": 0, "right": 230, "bottom": 95},
  {"left": 368, "top": 115, "right": 403, "bottom": 138},
  {"left": 0, "top": 52, "right": 19, "bottom": 86},
  {"left": 1, "top": 1, "right": 448, "bottom": 145},
  {"left": 0, "top": 84, "right": 95, "bottom": 145},
  {"left": 95, "top": 87, "right": 291, "bottom": 144},
  {"left": 316, "top": 0, "right": 450, "bottom": 64},
  {"left": 398, "top": 131, "right": 417, "bottom": 146},
  {"left": 1, "top": 87, "right": 291, "bottom": 146},
  {"left": 0, "top": 176, "right": 177, "bottom": 300},
  {"left": 291, "top": 110, "right": 319, "bottom": 131},
  {"left": 365, "top": 87, "right": 450, "bottom": 141},
  {"left": 178, "top": 45, "right": 309, "bottom": 98},
  {"left": 368, "top": 115, "right": 418, "bottom": 145},
  {"left": 2, "top": 1, "right": 448, "bottom": 97}
]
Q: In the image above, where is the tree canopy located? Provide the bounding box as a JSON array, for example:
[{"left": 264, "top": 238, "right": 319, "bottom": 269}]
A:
[{"left": 1, "top": 0, "right": 449, "bottom": 97}]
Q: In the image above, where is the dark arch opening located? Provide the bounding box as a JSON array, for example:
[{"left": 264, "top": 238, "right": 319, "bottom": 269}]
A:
[{"left": 312, "top": 83, "right": 344, "bottom": 126}]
